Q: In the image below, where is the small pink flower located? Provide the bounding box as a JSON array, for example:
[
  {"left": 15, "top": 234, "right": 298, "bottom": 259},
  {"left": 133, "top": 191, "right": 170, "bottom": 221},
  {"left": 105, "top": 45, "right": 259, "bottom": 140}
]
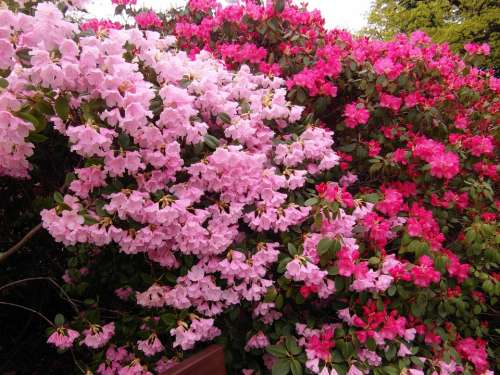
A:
[
  {"left": 344, "top": 102, "right": 370, "bottom": 128},
  {"left": 137, "top": 334, "right": 165, "bottom": 356},
  {"left": 47, "top": 327, "right": 80, "bottom": 349},
  {"left": 115, "top": 287, "right": 133, "bottom": 300},
  {"left": 82, "top": 322, "right": 115, "bottom": 349},
  {"left": 379, "top": 93, "right": 402, "bottom": 111}
]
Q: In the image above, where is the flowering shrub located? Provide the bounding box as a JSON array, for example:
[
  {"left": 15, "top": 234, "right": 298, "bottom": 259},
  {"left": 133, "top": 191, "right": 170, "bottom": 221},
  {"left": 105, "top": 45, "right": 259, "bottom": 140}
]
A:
[{"left": 0, "top": 1, "right": 498, "bottom": 375}]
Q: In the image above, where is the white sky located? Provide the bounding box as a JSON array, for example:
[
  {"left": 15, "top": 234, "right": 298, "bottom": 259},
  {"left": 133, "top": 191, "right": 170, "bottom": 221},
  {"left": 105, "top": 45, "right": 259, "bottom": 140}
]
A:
[{"left": 86, "top": 0, "right": 373, "bottom": 32}]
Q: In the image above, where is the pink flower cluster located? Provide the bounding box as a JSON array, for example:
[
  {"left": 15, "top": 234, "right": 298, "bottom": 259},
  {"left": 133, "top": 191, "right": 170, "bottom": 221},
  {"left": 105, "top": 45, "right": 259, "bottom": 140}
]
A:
[
  {"left": 135, "top": 11, "right": 162, "bottom": 29},
  {"left": 412, "top": 137, "right": 460, "bottom": 179},
  {"left": 170, "top": 317, "right": 221, "bottom": 350}
]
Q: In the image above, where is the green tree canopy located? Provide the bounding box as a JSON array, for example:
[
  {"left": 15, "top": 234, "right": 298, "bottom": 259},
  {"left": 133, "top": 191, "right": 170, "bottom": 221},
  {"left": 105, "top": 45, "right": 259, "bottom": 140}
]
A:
[{"left": 364, "top": 0, "right": 499, "bottom": 69}]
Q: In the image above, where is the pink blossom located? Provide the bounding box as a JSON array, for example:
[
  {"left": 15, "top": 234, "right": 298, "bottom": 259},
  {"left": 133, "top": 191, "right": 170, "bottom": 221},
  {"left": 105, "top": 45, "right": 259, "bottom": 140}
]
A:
[
  {"left": 245, "top": 331, "right": 270, "bottom": 351},
  {"left": 379, "top": 93, "right": 402, "bottom": 111},
  {"left": 47, "top": 328, "right": 80, "bottom": 349},
  {"left": 306, "top": 327, "right": 335, "bottom": 361},
  {"left": 112, "top": 0, "right": 137, "bottom": 5},
  {"left": 411, "top": 255, "right": 440, "bottom": 287},
  {"left": 135, "top": 11, "right": 162, "bottom": 29},
  {"left": 429, "top": 151, "right": 460, "bottom": 179},
  {"left": 456, "top": 338, "right": 489, "bottom": 373},
  {"left": 82, "top": 323, "right": 115, "bottom": 349},
  {"left": 137, "top": 334, "right": 165, "bottom": 356},
  {"left": 377, "top": 189, "right": 404, "bottom": 217},
  {"left": 344, "top": 102, "right": 370, "bottom": 128},
  {"left": 81, "top": 19, "right": 122, "bottom": 33}
]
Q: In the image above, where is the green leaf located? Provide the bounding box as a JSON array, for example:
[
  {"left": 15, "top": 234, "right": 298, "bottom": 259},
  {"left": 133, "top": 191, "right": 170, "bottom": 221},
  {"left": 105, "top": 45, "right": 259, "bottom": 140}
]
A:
[
  {"left": 53, "top": 192, "right": 64, "bottom": 204},
  {"left": 314, "top": 96, "right": 331, "bottom": 114},
  {"left": 204, "top": 134, "right": 219, "bottom": 150},
  {"left": 83, "top": 215, "right": 99, "bottom": 225},
  {"left": 381, "top": 365, "right": 399, "bottom": 375},
  {"left": 331, "top": 350, "right": 343, "bottom": 363},
  {"left": 27, "top": 133, "right": 48, "bottom": 143},
  {"left": 118, "top": 133, "right": 130, "bottom": 148},
  {"left": 317, "top": 238, "right": 341, "bottom": 256},
  {"left": 369, "top": 162, "right": 382, "bottom": 174},
  {"left": 363, "top": 193, "right": 381, "bottom": 203},
  {"left": 411, "top": 300, "right": 425, "bottom": 317},
  {"left": 385, "top": 344, "right": 397, "bottom": 361},
  {"left": 267, "top": 18, "right": 280, "bottom": 32},
  {"left": 54, "top": 313, "right": 65, "bottom": 326},
  {"left": 274, "top": 0, "right": 285, "bottom": 13},
  {"left": 64, "top": 172, "right": 76, "bottom": 186},
  {"left": 114, "top": 4, "right": 125, "bottom": 14},
  {"left": 95, "top": 200, "right": 108, "bottom": 217},
  {"left": 16, "top": 48, "right": 31, "bottom": 64},
  {"left": 35, "top": 101, "right": 54, "bottom": 115},
  {"left": 434, "top": 255, "right": 448, "bottom": 273},
  {"left": 366, "top": 337, "right": 377, "bottom": 351},
  {"left": 15, "top": 111, "right": 41, "bottom": 130},
  {"left": 55, "top": 96, "right": 70, "bottom": 121},
  {"left": 160, "top": 313, "right": 177, "bottom": 327},
  {"left": 267, "top": 344, "right": 288, "bottom": 358},
  {"left": 275, "top": 294, "right": 284, "bottom": 309},
  {"left": 296, "top": 88, "right": 307, "bottom": 104},
  {"left": 287, "top": 243, "right": 298, "bottom": 256},
  {"left": 285, "top": 336, "right": 301, "bottom": 355},
  {"left": 0, "top": 78, "right": 8, "bottom": 89},
  {"left": 304, "top": 197, "right": 319, "bottom": 206},
  {"left": 272, "top": 358, "right": 290, "bottom": 375},
  {"left": 290, "top": 359, "right": 303, "bottom": 375},
  {"left": 277, "top": 257, "right": 291, "bottom": 273},
  {"left": 217, "top": 112, "right": 231, "bottom": 124},
  {"left": 264, "top": 287, "right": 278, "bottom": 302},
  {"left": 334, "top": 276, "right": 345, "bottom": 291},
  {"left": 410, "top": 356, "right": 424, "bottom": 367}
]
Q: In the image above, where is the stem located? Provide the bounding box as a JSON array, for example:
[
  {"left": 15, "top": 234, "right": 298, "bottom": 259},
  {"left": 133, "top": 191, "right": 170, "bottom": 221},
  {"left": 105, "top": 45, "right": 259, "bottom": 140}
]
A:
[
  {"left": 0, "top": 276, "right": 79, "bottom": 314},
  {"left": 0, "top": 223, "right": 43, "bottom": 264},
  {"left": 70, "top": 349, "right": 86, "bottom": 374},
  {"left": 0, "top": 301, "right": 54, "bottom": 327}
]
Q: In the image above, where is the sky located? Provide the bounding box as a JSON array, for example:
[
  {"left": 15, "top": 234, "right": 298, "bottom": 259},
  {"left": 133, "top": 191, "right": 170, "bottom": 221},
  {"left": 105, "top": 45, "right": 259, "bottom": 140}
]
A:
[{"left": 86, "top": 0, "right": 373, "bottom": 32}]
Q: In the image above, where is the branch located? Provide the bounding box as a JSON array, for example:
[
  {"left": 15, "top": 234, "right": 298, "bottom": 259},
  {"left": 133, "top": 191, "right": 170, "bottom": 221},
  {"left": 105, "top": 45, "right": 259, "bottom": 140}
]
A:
[
  {"left": 0, "top": 276, "right": 79, "bottom": 314},
  {"left": 0, "top": 301, "right": 54, "bottom": 326},
  {"left": 0, "top": 223, "right": 43, "bottom": 264}
]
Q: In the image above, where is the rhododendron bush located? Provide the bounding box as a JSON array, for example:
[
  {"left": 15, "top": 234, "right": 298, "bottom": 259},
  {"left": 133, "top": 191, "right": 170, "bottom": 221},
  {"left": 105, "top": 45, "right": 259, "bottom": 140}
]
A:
[{"left": 0, "top": 0, "right": 499, "bottom": 375}]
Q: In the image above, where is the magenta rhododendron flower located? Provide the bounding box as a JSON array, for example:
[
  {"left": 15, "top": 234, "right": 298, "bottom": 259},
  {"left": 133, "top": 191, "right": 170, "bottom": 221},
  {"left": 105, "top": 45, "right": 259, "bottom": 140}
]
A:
[
  {"left": 81, "top": 19, "right": 122, "bottom": 33},
  {"left": 343, "top": 102, "right": 370, "bottom": 128},
  {"left": 135, "top": 11, "right": 162, "bottom": 29},
  {"left": 111, "top": 0, "right": 137, "bottom": 5}
]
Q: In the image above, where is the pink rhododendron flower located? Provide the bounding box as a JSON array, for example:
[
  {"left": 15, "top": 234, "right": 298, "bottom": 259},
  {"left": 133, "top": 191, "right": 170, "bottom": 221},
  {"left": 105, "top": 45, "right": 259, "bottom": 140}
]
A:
[
  {"left": 137, "top": 334, "right": 165, "bottom": 356},
  {"left": 47, "top": 328, "right": 80, "bottom": 349},
  {"left": 245, "top": 331, "right": 270, "bottom": 351},
  {"left": 82, "top": 323, "right": 115, "bottom": 349}
]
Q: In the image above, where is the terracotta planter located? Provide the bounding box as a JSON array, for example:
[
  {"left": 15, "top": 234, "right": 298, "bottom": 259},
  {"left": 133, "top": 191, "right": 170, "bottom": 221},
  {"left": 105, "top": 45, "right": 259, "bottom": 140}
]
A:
[{"left": 162, "top": 345, "right": 227, "bottom": 375}]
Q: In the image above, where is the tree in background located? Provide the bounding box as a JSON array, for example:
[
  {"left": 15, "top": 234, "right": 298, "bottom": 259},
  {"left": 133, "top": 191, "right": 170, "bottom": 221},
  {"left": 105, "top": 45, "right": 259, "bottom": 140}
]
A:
[{"left": 364, "top": 0, "right": 499, "bottom": 69}]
